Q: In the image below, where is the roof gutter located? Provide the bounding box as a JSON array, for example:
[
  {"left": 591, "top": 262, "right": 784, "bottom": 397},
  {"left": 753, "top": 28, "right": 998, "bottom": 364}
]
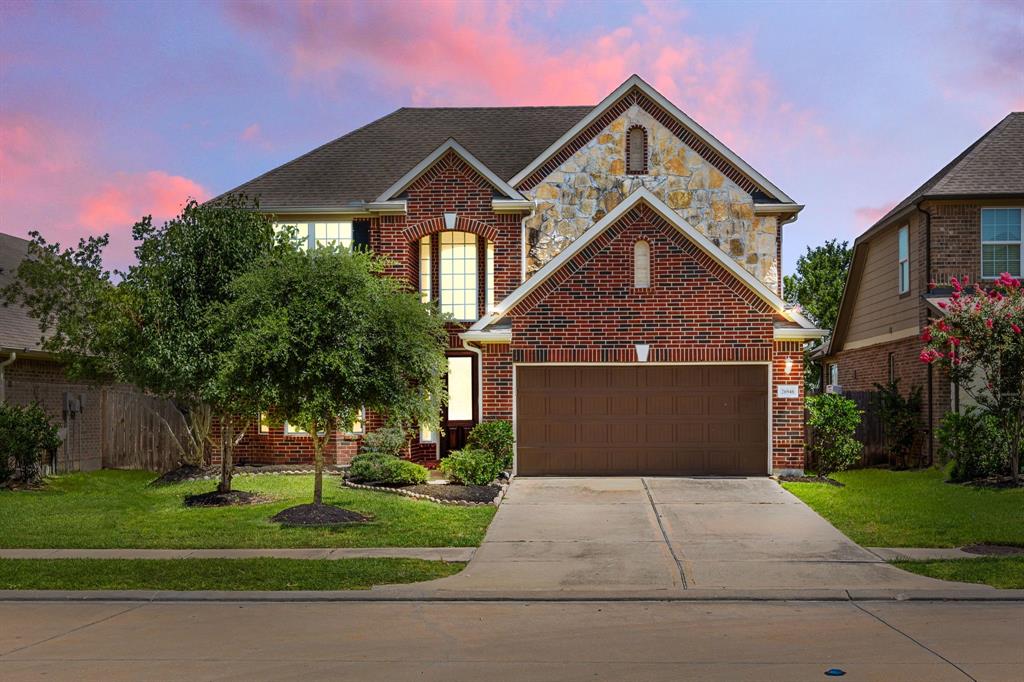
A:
[{"left": 260, "top": 200, "right": 407, "bottom": 216}]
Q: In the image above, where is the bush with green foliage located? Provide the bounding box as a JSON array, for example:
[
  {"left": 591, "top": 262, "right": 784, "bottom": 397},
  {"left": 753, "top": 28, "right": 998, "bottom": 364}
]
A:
[
  {"left": 466, "top": 420, "right": 514, "bottom": 470},
  {"left": 936, "top": 408, "right": 1008, "bottom": 482},
  {"left": 439, "top": 448, "right": 502, "bottom": 486},
  {"left": 347, "top": 452, "right": 428, "bottom": 486},
  {"left": 806, "top": 393, "right": 863, "bottom": 477},
  {"left": 0, "top": 403, "right": 61, "bottom": 482},
  {"left": 872, "top": 379, "right": 924, "bottom": 468},
  {"left": 359, "top": 425, "right": 409, "bottom": 458}
]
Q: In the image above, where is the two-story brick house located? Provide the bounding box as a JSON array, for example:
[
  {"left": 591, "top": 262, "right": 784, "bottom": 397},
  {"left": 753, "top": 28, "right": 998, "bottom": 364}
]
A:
[
  {"left": 219, "top": 75, "right": 825, "bottom": 476},
  {"left": 818, "top": 112, "right": 1024, "bottom": 463}
]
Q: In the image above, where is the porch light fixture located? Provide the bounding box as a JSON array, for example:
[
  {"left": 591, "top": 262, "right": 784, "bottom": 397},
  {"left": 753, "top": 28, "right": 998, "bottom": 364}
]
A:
[
  {"left": 444, "top": 212, "right": 457, "bottom": 229},
  {"left": 784, "top": 357, "right": 794, "bottom": 375}
]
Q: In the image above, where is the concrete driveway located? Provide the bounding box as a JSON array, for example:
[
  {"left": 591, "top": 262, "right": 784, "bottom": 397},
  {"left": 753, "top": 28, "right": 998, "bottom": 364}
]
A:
[{"left": 422, "top": 477, "right": 974, "bottom": 593}]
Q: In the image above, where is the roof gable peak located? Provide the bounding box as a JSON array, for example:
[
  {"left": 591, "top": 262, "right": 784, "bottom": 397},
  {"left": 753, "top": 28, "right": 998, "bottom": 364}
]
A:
[{"left": 375, "top": 138, "right": 525, "bottom": 202}]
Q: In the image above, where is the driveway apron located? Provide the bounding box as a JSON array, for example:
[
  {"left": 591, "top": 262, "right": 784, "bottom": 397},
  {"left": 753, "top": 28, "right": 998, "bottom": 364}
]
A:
[{"left": 413, "top": 477, "right": 980, "bottom": 593}]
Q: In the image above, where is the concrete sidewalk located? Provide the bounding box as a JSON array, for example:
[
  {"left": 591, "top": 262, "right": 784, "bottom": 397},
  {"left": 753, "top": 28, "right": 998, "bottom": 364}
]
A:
[{"left": 0, "top": 548, "right": 475, "bottom": 561}]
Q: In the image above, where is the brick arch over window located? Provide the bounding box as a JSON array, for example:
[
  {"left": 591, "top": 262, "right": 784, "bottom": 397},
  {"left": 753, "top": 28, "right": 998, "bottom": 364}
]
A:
[
  {"left": 626, "top": 125, "right": 648, "bottom": 175},
  {"left": 403, "top": 215, "right": 499, "bottom": 243}
]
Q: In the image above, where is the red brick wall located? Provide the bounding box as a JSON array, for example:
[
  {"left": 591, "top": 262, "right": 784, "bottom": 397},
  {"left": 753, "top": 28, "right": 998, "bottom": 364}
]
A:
[
  {"left": 215, "top": 417, "right": 360, "bottom": 467},
  {"left": 772, "top": 341, "right": 805, "bottom": 472},
  {"left": 481, "top": 343, "right": 512, "bottom": 421}
]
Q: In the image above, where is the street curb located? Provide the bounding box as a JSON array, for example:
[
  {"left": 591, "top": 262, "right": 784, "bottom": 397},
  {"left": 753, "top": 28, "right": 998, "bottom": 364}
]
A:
[{"left": 1, "top": 588, "right": 1021, "bottom": 603}]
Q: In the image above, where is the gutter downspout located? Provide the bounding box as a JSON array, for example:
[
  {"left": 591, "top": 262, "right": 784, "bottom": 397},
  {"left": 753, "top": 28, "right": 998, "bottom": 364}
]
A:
[
  {"left": 461, "top": 337, "right": 484, "bottom": 427},
  {"left": 917, "top": 202, "right": 934, "bottom": 465},
  {"left": 0, "top": 351, "right": 17, "bottom": 404}
]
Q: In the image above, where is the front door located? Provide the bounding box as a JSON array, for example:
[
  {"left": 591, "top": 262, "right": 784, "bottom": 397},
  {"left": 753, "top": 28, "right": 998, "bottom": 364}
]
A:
[{"left": 441, "top": 353, "right": 477, "bottom": 457}]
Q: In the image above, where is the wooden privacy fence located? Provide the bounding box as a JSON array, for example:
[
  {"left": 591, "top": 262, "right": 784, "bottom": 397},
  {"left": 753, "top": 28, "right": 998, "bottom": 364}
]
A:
[
  {"left": 99, "top": 387, "right": 190, "bottom": 472},
  {"left": 804, "top": 389, "right": 888, "bottom": 470}
]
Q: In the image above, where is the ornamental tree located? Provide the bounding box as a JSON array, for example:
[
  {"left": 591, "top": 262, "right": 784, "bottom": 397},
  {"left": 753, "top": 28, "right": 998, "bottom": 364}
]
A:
[
  {"left": 217, "top": 243, "right": 447, "bottom": 509},
  {"left": 920, "top": 273, "right": 1024, "bottom": 482}
]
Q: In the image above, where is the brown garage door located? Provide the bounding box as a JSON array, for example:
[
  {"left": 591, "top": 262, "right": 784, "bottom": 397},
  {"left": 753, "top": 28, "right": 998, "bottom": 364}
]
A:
[{"left": 516, "top": 365, "right": 768, "bottom": 476}]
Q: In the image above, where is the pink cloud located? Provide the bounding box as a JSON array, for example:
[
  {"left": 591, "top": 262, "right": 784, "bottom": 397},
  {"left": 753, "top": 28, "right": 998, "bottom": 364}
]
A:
[
  {"left": 854, "top": 202, "right": 898, "bottom": 228},
  {"left": 0, "top": 114, "right": 209, "bottom": 268},
  {"left": 222, "top": 0, "right": 828, "bottom": 155}
]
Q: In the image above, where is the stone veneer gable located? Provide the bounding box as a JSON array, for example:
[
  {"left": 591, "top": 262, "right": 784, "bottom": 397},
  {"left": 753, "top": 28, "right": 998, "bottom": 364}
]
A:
[{"left": 522, "top": 103, "right": 779, "bottom": 291}]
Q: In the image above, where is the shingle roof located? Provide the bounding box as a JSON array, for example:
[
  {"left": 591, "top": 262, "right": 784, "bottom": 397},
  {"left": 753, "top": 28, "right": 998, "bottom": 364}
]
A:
[
  {"left": 871, "top": 112, "right": 1024, "bottom": 230},
  {"left": 0, "top": 232, "right": 46, "bottom": 352},
  {"left": 217, "top": 106, "right": 594, "bottom": 210}
]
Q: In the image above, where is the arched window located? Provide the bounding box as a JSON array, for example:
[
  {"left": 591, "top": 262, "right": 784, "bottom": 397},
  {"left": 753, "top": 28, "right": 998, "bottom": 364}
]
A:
[
  {"left": 626, "top": 126, "right": 647, "bottom": 174},
  {"left": 634, "top": 240, "right": 651, "bottom": 288}
]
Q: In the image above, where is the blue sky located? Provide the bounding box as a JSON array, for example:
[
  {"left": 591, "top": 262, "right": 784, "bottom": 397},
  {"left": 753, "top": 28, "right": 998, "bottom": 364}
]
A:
[{"left": 1, "top": 0, "right": 1021, "bottom": 271}]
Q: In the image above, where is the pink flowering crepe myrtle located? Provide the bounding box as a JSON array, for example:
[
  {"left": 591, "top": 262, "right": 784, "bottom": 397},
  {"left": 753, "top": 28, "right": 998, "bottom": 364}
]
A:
[{"left": 921, "top": 272, "right": 1024, "bottom": 482}]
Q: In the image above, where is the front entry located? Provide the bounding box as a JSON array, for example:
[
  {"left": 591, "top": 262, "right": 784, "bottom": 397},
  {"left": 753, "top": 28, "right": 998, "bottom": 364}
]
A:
[
  {"left": 516, "top": 364, "right": 769, "bottom": 476},
  {"left": 441, "top": 353, "right": 478, "bottom": 457}
]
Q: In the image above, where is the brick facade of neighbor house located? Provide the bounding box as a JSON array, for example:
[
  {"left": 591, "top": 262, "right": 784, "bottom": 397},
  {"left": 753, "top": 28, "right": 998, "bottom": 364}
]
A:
[
  {"left": 214, "top": 76, "right": 824, "bottom": 475},
  {"left": 821, "top": 113, "right": 1023, "bottom": 464}
]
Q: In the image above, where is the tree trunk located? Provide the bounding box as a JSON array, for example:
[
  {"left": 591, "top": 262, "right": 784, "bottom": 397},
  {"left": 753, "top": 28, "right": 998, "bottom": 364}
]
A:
[{"left": 218, "top": 418, "right": 233, "bottom": 494}]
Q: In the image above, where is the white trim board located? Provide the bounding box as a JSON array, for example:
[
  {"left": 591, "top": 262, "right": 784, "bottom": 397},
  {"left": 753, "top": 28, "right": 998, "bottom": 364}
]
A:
[
  {"left": 471, "top": 188, "right": 821, "bottom": 334},
  {"left": 509, "top": 74, "right": 795, "bottom": 204},
  {"left": 376, "top": 138, "right": 526, "bottom": 203}
]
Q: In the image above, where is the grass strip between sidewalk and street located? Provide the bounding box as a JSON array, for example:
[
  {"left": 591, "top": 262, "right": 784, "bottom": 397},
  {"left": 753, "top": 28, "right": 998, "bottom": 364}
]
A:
[
  {"left": 892, "top": 557, "right": 1024, "bottom": 590},
  {"left": 0, "top": 557, "right": 464, "bottom": 591}
]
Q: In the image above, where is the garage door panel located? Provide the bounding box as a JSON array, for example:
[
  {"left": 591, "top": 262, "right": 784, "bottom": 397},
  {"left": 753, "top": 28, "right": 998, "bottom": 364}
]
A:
[{"left": 516, "top": 365, "right": 768, "bottom": 476}]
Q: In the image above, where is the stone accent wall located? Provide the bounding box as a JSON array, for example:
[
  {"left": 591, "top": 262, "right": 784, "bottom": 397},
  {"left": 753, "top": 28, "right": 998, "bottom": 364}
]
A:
[{"left": 521, "top": 103, "right": 778, "bottom": 290}]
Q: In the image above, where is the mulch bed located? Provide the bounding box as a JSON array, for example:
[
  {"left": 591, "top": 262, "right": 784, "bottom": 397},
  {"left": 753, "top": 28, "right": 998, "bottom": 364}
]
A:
[
  {"left": 150, "top": 465, "right": 212, "bottom": 487},
  {"left": 271, "top": 503, "right": 369, "bottom": 526},
  {"left": 778, "top": 475, "right": 844, "bottom": 487},
  {"left": 183, "top": 490, "right": 271, "bottom": 507},
  {"left": 400, "top": 483, "right": 501, "bottom": 503},
  {"left": 959, "top": 475, "right": 1024, "bottom": 489},
  {"left": 961, "top": 544, "right": 1024, "bottom": 557}
]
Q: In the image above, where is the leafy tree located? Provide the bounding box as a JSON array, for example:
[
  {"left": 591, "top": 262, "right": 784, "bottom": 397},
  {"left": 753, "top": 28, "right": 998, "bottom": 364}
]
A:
[
  {"left": 921, "top": 273, "right": 1024, "bottom": 483},
  {"left": 218, "top": 243, "right": 447, "bottom": 509},
  {"left": 783, "top": 239, "right": 853, "bottom": 389},
  {"left": 0, "top": 403, "right": 61, "bottom": 483},
  {"left": 872, "top": 379, "right": 923, "bottom": 469}
]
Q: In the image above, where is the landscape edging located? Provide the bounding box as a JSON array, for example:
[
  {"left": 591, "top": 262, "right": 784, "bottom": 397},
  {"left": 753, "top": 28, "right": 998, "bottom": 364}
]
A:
[{"left": 343, "top": 479, "right": 508, "bottom": 507}]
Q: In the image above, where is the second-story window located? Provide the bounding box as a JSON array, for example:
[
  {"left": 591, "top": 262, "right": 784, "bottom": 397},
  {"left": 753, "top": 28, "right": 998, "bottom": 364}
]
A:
[
  {"left": 440, "top": 231, "right": 478, "bottom": 321},
  {"left": 626, "top": 126, "right": 647, "bottom": 174},
  {"left": 419, "top": 236, "right": 431, "bottom": 302},
  {"left": 897, "top": 225, "right": 910, "bottom": 294},
  {"left": 981, "top": 208, "right": 1022, "bottom": 278}
]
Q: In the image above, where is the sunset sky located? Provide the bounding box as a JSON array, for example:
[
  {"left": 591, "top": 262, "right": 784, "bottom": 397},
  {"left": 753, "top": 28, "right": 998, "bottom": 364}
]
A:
[{"left": 1, "top": 0, "right": 1021, "bottom": 273}]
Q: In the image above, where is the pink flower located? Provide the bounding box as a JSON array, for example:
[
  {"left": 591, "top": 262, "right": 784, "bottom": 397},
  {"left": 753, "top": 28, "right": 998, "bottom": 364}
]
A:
[
  {"left": 951, "top": 276, "right": 961, "bottom": 292},
  {"left": 937, "top": 301, "right": 947, "bottom": 309},
  {"left": 1013, "top": 324, "right": 1022, "bottom": 334},
  {"left": 921, "top": 328, "right": 933, "bottom": 342},
  {"left": 919, "top": 350, "right": 932, "bottom": 363},
  {"left": 986, "top": 318, "right": 994, "bottom": 329}
]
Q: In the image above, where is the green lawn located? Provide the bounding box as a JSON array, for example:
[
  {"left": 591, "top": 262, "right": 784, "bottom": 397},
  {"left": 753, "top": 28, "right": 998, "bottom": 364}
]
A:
[
  {"left": 782, "top": 467, "right": 1024, "bottom": 548},
  {"left": 894, "top": 558, "right": 1024, "bottom": 590},
  {"left": 0, "top": 558, "right": 463, "bottom": 591},
  {"left": 0, "top": 470, "right": 494, "bottom": 549}
]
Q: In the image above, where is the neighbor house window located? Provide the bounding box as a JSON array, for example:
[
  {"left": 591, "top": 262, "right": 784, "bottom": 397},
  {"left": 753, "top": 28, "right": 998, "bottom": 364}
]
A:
[
  {"left": 274, "top": 222, "right": 307, "bottom": 250},
  {"left": 486, "top": 240, "right": 495, "bottom": 312},
  {"left": 981, "top": 208, "right": 1023, "bottom": 278},
  {"left": 634, "top": 240, "right": 651, "bottom": 288},
  {"left": 440, "top": 232, "right": 478, "bottom": 320},
  {"left": 284, "top": 421, "right": 307, "bottom": 436},
  {"left": 419, "top": 236, "right": 431, "bottom": 302},
  {"left": 897, "top": 225, "right": 910, "bottom": 294},
  {"left": 626, "top": 126, "right": 647, "bottom": 174},
  {"left": 827, "top": 363, "right": 839, "bottom": 386},
  {"left": 258, "top": 412, "right": 270, "bottom": 434},
  {"left": 313, "top": 221, "right": 353, "bottom": 249},
  {"left": 347, "top": 408, "right": 364, "bottom": 435},
  {"left": 888, "top": 353, "right": 895, "bottom": 383}
]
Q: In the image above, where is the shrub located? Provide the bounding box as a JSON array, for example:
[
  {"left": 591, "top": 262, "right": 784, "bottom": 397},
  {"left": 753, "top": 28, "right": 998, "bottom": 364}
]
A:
[
  {"left": 872, "top": 380, "right": 923, "bottom": 468},
  {"left": 439, "top": 448, "right": 502, "bottom": 486},
  {"left": 0, "top": 403, "right": 61, "bottom": 482},
  {"left": 466, "top": 420, "right": 514, "bottom": 470},
  {"left": 347, "top": 452, "right": 428, "bottom": 486},
  {"left": 936, "top": 408, "right": 1008, "bottom": 482},
  {"left": 806, "top": 393, "right": 862, "bottom": 477},
  {"left": 360, "top": 425, "right": 408, "bottom": 458}
]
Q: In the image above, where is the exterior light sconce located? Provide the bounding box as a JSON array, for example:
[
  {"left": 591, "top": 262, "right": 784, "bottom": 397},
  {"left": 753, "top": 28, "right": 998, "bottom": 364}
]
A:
[{"left": 784, "top": 357, "right": 794, "bottom": 375}]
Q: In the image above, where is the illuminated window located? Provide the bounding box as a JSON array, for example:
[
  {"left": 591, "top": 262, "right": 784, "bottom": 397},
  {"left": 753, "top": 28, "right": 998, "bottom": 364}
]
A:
[
  {"left": 486, "top": 240, "right": 495, "bottom": 312},
  {"left": 440, "top": 232, "right": 478, "bottom": 320},
  {"left": 419, "top": 236, "right": 431, "bottom": 302},
  {"left": 273, "top": 222, "right": 307, "bottom": 250},
  {"left": 634, "top": 240, "right": 650, "bottom": 288},
  {"left": 313, "top": 221, "right": 353, "bottom": 249},
  {"left": 981, "top": 208, "right": 1022, "bottom": 278},
  {"left": 348, "top": 408, "right": 364, "bottom": 435},
  {"left": 258, "top": 412, "right": 270, "bottom": 434},
  {"left": 420, "top": 423, "right": 436, "bottom": 443},
  {"left": 447, "top": 356, "right": 474, "bottom": 422},
  {"left": 284, "top": 421, "right": 307, "bottom": 436}
]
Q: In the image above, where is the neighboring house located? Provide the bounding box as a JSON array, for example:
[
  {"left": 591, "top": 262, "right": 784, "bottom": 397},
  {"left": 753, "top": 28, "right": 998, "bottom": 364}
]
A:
[
  {"left": 818, "top": 112, "right": 1024, "bottom": 462},
  {"left": 220, "top": 75, "right": 826, "bottom": 476},
  {"left": 0, "top": 232, "right": 187, "bottom": 472}
]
